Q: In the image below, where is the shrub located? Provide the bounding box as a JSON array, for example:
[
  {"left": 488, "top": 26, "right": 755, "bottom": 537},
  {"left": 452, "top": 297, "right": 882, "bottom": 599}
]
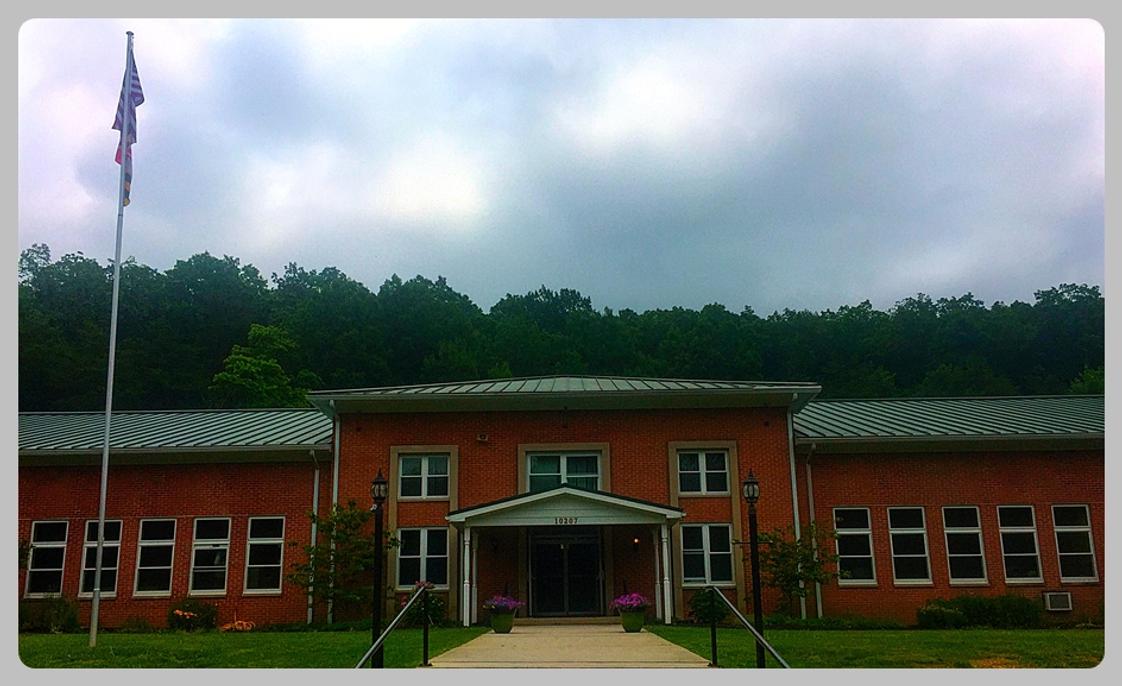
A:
[
  {"left": 687, "top": 589, "right": 730, "bottom": 625},
  {"left": 118, "top": 616, "right": 155, "bottom": 633},
  {"left": 401, "top": 583, "right": 449, "bottom": 627},
  {"left": 167, "top": 598, "right": 219, "bottom": 631},
  {"left": 19, "top": 597, "right": 80, "bottom": 633},
  {"left": 766, "top": 612, "right": 905, "bottom": 630},
  {"left": 916, "top": 594, "right": 1041, "bottom": 629}
]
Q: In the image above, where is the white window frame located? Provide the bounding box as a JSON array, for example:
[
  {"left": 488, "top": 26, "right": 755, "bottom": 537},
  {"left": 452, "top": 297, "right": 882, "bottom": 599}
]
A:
[
  {"left": 887, "top": 506, "right": 932, "bottom": 585},
  {"left": 394, "top": 527, "right": 446, "bottom": 592},
  {"left": 676, "top": 449, "right": 730, "bottom": 495},
  {"left": 80, "top": 519, "right": 123, "bottom": 598},
  {"left": 834, "top": 507, "right": 877, "bottom": 586},
  {"left": 1051, "top": 504, "right": 1098, "bottom": 583},
  {"left": 527, "top": 452, "right": 601, "bottom": 492},
  {"left": 941, "top": 506, "right": 987, "bottom": 585},
  {"left": 398, "top": 453, "right": 451, "bottom": 501},
  {"left": 997, "top": 505, "right": 1043, "bottom": 584},
  {"left": 243, "top": 516, "right": 286, "bottom": 594},
  {"left": 24, "top": 520, "right": 69, "bottom": 598},
  {"left": 134, "top": 518, "right": 177, "bottom": 597},
  {"left": 189, "top": 517, "right": 231, "bottom": 597},
  {"left": 680, "top": 523, "right": 735, "bottom": 587}
]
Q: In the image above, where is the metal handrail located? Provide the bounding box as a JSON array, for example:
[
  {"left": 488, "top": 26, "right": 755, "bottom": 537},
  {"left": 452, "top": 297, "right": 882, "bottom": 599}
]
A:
[
  {"left": 354, "top": 584, "right": 432, "bottom": 668},
  {"left": 704, "top": 586, "right": 790, "bottom": 668}
]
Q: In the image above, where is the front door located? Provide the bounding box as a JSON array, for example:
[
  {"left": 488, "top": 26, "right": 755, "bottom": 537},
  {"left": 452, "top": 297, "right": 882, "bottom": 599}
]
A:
[{"left": 529, "top": 528, "right": 602, "bottom": 616}]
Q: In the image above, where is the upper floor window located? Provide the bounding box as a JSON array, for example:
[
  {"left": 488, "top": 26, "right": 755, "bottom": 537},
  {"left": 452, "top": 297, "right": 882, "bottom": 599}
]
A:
[
  {"left": 942, "top": 506, "right": 986, "bottom": 584},
  {"left": 1052, "top": 505, "right": 1097, "bottom": 582},
  {"left": 26, "top": 521, "right": 68, "bottom": 597},
  {"left": 81, "top": 520, "right": 122, "bottom": 596},
  {"left": 677, "top": 450, "right": 729, "bottom": 495},
  {"left": 190, "top": 518, "right": 230, "bottom": 595},
  {"left": 887, "top": 507, "right": 931, "bottom": 584},
  {"left": 998, "top": 506, "right": 1042, "bottom": 583},
  {"left": 834, "top": 508, "right": 875, "bottom": 585},
  {"left": 528, "top": 452, "right": 599, "bottom": 492},
  {"left": 399, "top": 454, "right": 449, "bottom": 499}
]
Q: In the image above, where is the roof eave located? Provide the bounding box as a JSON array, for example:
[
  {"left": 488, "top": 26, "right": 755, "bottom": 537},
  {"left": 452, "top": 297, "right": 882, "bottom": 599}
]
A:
[{"left": 795, "top": 433, "right": 1104, "bottom": 454}]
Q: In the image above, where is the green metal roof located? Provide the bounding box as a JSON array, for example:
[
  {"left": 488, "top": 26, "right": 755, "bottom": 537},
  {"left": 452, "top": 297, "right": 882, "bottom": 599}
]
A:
[
  {"left": 311, "top": 375, "right": 819, "bottom": 396},
  {"left": 19, "top": 408, "right": 333, "bottom": 454},
  {"left": 794, "top": 395, "right": 1104, "bottom": 443}
]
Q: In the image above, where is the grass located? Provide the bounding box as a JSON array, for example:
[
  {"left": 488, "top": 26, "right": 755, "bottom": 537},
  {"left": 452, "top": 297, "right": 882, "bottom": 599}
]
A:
[
  {"left": 647, "top": 625, "right": 1105, "bottom": 668},
  {"left": 18, "top": 626, "right": 488, "bottom": 668}
]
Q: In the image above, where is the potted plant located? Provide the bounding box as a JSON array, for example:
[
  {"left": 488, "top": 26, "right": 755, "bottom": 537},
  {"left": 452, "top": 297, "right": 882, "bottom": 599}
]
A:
[
  {"left": 482, "top": 595, "right": 524, "bottom": 634},
  {"left": 610, "top": 593, "right": 650, "bottom": 632}
]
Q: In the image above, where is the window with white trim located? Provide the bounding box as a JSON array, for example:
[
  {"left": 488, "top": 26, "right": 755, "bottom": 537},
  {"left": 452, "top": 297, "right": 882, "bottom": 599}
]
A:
[
  {"left": 677, "top": 450, "right": 729, "bottom": 494},
  {"left": 998, "top": 506, "right": 1042, "bottom": 582},
  {"left": 25, "top": 521, "right": 69, "bottom": 596},
  {"left": 81, "top": 520, "right": 122, "bottom": 596},
  {"left": 245, "top": 517, "right": 285, "bottom": 593},
  {"left": 399, "top": 454, "right": 449, "bottom": 499},
  {"left": 528, "top": 452, "right": 599, "bottom": 492},
  {"left": 834, "top": 508, "right": 875, "bottom": 584},
  {"left": 135, "top": 519, "right": 176, "bottom": 595},
  {"left": 397, "top": 528, "right": 448, "bottom": 588},
  {"left": 681, "top": 524, "right": 733, "bottom": 585},
  {"left": 888, "top": 507, "right": 931, "bottom": 583},
  {"left": 190, "top": 518, "right": 230, "bottom": 595},
  {"left": 942, "top": 506, "right": 986, "bottom": 583},
  {"left": 1052, "top": 505, "right": 1097, "bottom": 582}
]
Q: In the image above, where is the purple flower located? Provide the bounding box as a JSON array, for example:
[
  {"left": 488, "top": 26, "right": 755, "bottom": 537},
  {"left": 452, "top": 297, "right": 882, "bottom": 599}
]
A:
[
  {"left": 610, "top": 593, "right": 650, "bottom": 612},
  {"left": 483, "top": 595, "right": 525, "bottom": 615}
]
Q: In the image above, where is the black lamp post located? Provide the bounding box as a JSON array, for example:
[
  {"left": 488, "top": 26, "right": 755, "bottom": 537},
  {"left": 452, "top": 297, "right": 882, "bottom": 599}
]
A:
[
  {"left": 370, "top": 470, "right": 389, "bottom": 668},
  {"left": 742, "top": 470, "right": 766, "bottom": 669}
]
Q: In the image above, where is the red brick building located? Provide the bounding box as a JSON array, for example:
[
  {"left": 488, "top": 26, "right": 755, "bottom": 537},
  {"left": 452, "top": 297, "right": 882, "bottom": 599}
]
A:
[{"left": 18, "top": 377, "right": 1104, "bottom": 628}]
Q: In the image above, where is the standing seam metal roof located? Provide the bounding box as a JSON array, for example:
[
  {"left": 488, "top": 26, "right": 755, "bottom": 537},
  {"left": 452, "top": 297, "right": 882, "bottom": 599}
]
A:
[
  {"left": 307, "top": 375, "right": 820, "bottom": 397},
  {"left": 19, "top": 408, "right": 333, "bottom": 453},
  {"left": 794, "top": 396, "right": 1104, "bottom": 440}
]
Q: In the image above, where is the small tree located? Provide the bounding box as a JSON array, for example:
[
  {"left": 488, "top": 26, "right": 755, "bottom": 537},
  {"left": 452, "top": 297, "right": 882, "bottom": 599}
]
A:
[
  {"left": 287, "top": 500, "right": 396, "bottom": 618},
  {"left": 757, "top": 521, "right": 839, "bottom": 614}
]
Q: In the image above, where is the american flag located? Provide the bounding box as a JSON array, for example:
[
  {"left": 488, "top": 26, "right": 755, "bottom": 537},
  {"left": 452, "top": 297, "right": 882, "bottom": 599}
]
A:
[{"left": 112, "top": 48, "right": 144, "bottom": 206}]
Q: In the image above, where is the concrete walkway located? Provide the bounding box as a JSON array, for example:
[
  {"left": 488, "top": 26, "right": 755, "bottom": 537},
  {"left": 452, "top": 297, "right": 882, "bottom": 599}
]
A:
[{"left": 431, "top": 624, "right": 709, "bottom": 668}]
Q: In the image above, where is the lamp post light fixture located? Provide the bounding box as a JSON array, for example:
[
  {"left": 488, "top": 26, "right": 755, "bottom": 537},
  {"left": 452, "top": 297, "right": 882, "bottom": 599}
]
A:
[
  {"left": 369, "top": 470, "right": 389, "bottom": 668},
  {"left": 742, "top": 470, "right": 766, "bottom": 669}
]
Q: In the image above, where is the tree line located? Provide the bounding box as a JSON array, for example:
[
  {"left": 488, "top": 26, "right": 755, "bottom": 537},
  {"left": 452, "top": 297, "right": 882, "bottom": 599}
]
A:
[{"left": 17, "top": 243, "right": 1104, "bottom": 411}]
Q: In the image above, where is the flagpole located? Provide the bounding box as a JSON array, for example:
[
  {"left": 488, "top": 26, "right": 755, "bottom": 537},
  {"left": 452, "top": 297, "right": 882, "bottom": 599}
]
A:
[{"left": 89, "top": 30, "right": 134, "bottom": 649}]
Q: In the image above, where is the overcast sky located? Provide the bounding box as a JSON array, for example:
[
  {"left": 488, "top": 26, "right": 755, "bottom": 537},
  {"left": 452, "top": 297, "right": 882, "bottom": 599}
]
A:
[{"left": 18, "top": 18, "right": 1103, "bottom": 314}]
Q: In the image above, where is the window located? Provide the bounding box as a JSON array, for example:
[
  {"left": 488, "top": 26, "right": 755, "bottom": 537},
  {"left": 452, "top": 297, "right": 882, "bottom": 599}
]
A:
[
  {"left": 245, "top": 517, "right": 285, "bottom": 593},
  {"left": 399, "top": 454, "right": 449, "bottom": 499},
  {"left": 942, "top": 507, "right": 986, "bottom": 584},
  {"left": 834, "top": 508, "right": 875, "bottom": 584},
  {"left": 397, "top": 528, "right": 448, "bottom": 588},
  {"left": 528, "top": 453, "right": 599, "bottom": 492},
  {"left": 998, "top": 506, "right": 1042, "bottom": 583},
  {"left": 1052, "top": 505, "right": 1097, "bottom": 582},
  {"left": 681, "top": 524, "right": 733, "bottom": 585},
  {"left": 677, "top": 450, "right": 729, "bottom": 494},
  {"left": 25, "top": 521, "right": 68, "bottom": 596},
  {"left": 190, "top": 518, "right": 230, "bottom": 595},
  {"left": 81, "top": 520, "right": 122, "bottom": 596},
  {"left": 887, "top": 507, "right": 931, "bottom": 583},
  {"left": 135, "top": 519, "right": 176, "bottom": 595}
]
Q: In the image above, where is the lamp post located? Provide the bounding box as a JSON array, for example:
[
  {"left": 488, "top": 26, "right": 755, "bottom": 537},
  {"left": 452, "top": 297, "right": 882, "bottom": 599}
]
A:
[
  {"left": 370, "top": 470, "right": 388, "bottom": 668},
  {"left": 742, "top": 470, "right": 766, "bottom": 669}
]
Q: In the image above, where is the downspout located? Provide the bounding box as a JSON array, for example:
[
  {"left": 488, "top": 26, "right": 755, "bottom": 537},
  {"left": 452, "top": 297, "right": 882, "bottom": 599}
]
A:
[
  {"left": 805, "top": 442, "right": 823, "bottom": 618},
  {"left": 307, "top": 449, "right": 321, "bottom": 625},
  {"left": 327, "top": 402, "right": 341, "bottom": 623},
  {"left": 786, "top": 403, "right": 806, "bottom": 619}
]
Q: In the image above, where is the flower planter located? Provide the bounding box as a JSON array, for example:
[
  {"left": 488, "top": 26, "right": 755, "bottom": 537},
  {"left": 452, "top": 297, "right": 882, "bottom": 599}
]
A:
[
  {"left": 620, "top": 610, "right": 645, "bottom": 633},
  {"left": 491, "top": 613, "right": 515, "bottom": 634}
]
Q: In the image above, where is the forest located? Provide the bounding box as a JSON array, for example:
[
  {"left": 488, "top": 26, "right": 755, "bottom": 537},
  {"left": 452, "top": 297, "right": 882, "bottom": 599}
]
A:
[{"left": 17, "top": 244, "right": 1104, "bottom": 411}]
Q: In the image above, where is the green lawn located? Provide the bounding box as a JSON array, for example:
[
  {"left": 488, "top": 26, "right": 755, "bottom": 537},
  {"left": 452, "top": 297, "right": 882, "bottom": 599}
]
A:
[
  {"left": 647, "top": 626, "right": 1105, "bottom": 668},
  {"left": 19, "top": 627, "right": 488, "bottom": 668}
]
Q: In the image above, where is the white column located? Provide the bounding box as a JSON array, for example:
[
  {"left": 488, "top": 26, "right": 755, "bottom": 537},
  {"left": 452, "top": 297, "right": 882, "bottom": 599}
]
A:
[
  {"left": 462, "top": 527, "right": 472, "bottom": 627},
  {"left": 660, "top": 523, "right": 672, "bottom": 624},
  {"left": 471, "top": 532, "right": 479, "bottom": 624},
  {"left": 651, "top": 528, "right": 662, "bottom": 621}
]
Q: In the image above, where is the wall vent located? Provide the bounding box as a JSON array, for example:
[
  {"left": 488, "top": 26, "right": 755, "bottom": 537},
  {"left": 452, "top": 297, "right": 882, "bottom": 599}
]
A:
[{"left": 1043, "top": 592, "right": 1073, "bottom": 612}]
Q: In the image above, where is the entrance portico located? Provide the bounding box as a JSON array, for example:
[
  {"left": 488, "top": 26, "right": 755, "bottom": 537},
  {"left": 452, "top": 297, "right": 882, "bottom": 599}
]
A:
[{"left": 447, "top": 486, "right": 683, "bottom": 626}]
